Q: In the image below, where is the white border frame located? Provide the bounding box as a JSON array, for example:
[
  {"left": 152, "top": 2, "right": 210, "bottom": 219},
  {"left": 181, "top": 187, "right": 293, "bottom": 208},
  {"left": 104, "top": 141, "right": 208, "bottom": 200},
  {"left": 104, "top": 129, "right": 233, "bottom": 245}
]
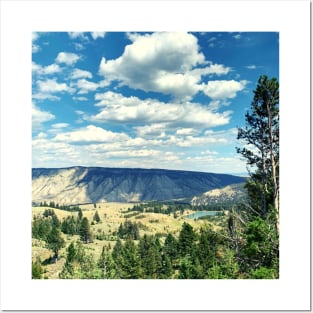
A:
[{"left": 0, "top": 0, "right": 311, "bottom": 310}]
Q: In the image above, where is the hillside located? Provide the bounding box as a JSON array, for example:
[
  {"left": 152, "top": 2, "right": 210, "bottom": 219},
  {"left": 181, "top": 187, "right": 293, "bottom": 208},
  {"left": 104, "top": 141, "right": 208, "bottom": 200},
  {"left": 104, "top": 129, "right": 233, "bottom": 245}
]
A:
[
  {"left": 191, "top": 183, "right": 247, "bottom": 206},
  {"left": 32, "top": 167, "right": 245, "bottom": 205}
]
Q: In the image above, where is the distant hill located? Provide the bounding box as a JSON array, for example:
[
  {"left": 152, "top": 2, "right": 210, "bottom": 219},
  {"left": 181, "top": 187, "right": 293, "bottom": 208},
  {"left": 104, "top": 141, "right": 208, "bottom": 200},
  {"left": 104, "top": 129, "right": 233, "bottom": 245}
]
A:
[
  {"left": 191, "top": 183, "right": 247, "bottom": 206},
  {"left": 32, "top": 166, "right": 246, "bottom": 205}
]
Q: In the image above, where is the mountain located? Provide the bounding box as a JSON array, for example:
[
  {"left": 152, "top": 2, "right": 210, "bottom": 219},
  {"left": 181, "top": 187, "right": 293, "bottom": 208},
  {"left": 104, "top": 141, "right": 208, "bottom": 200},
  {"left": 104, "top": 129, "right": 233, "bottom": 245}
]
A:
[
  {"left": 32, "top": 166, "right": 246, "bottom": 205},
  {"left": 191, "top": 183, "right": 247, "bottom": 206}
]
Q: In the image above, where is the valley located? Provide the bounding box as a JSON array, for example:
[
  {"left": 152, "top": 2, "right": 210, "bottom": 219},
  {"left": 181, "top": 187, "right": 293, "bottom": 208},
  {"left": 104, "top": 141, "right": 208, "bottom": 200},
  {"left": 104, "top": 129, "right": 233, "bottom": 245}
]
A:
[
  {"left": 32, "top": 200, "right": 229, "bottom": 279},
  {"left": 32, "top": 167, "right": 252, "bottom": 279}
]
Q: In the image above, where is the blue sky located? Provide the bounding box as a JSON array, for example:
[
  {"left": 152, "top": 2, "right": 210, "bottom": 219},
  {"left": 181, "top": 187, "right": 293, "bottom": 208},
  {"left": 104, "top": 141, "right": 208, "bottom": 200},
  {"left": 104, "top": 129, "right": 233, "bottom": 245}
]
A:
[{"left": 32, "top": 32, "right": 279, "bottom": 174}]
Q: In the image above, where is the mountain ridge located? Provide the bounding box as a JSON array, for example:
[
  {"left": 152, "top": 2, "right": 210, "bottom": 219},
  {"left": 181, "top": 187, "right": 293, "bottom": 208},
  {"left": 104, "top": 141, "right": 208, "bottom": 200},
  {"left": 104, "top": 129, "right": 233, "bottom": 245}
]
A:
[{"left": 32, "top": 166, "right": 246, "bottom": 205}]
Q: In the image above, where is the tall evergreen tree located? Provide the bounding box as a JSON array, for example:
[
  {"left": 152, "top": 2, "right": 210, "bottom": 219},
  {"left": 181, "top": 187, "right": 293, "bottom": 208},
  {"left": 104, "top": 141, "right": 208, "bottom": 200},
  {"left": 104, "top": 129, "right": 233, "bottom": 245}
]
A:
[
  {"left": 163, "top": 233, "right": 179, "bottom": 267},
  {"left": 79, "top": 217, "right": 93, "bottom": 243},
  {"left": 139, "top": 234, "right": 162, "bottom": 278},
  {"left": 97, "top": 246, "right": 118, "bottom": 278},
  {"left": 178, "top": 222, "right": 196, "bottom": 257},
  {"left": 112, "top": 239, "right": 124, "bottom": 278},
  {"left": 237, "top": 75, "right": 279, "bottom": 230},
  {"left": 120, "top": 238, "right": 142, "bottom": 279},
  {"left": 46, "top": 226, "right": 65, "bottom": 260},
  {"left": 235, "top": 75, "right": 279, "bottom": 278}
]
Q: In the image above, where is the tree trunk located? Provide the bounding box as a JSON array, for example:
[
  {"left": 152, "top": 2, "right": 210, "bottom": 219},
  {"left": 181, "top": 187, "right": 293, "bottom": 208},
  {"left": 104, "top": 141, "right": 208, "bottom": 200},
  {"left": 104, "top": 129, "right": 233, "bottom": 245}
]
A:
[{"left": 266, "top": 99, "right": 279, "bottom": 233}]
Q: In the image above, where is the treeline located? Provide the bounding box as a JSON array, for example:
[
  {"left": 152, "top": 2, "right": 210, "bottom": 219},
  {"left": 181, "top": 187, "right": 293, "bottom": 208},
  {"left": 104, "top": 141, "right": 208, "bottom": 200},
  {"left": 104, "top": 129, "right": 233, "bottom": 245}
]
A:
[
  {"left": 129, "top": 202, "right": 242, "bottom": 216},
  {"left": 57, "top": 219, "right": 277, "bottom": 279},
  {"left": 36, "top": 201, "right": 81, "bottom": 212}
]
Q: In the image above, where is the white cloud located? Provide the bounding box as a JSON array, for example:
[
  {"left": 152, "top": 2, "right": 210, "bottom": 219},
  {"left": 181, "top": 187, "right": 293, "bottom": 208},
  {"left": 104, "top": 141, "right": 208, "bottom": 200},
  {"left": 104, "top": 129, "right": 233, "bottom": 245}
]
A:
[
  {"left": 32, "top": 32, "right": 40, "bottom": 53},
  {"left": 73, "top": 96, "right": 88, "bottom": 101},
  {"left": 51, "top": 123, "right": 69, "bottom": 129},
  {"left": 32, "top": 62, "right": 62, "bottom": 75},
  {"left": 74, "top": 42, "right": 85, "bottom": 51},
  {"left": 68, "top": 32, "right": 88, "bottom": 40},
  {"left": 32, "top": 104, "right": 55, "bottom": 130},
  {"left": 184, "top": 154, "right": 246, "bottom": 174},
  {"left": 233, "top": 34, "right": 242, "bottom": 40},
  {"left": 76, "top": 79, "right": 99, "bottom": 94},
  {"left": 135, "top": 123, "right": 168, "bottom": 138},
  {"left": 176, "top": 128, "right": 199, "bottom": 136},
  {"left": 98, "top": 32, "right": 215, "bottom": 100},
  {"left": 55, "top": 125, "right": 129, "bottom": 144},
  {"left": 56, "top": 52, "right": 80, "bottom": 65},
  {"left": 37, "top": 78, "right": 75, "bottom": 93},
  {"left": 32, "top": 93, "right": 60, "bottom": 101},
  {"left": 32, "top": 32, "right": 39, "bottom": 42},
  {"left": 167, "top": 134, "right": 227, "bottom": 147},
  {"left": 106, "top": 149, "right": 161, "bottom": 158},
  {"left": 201, "top": 80, "right": 248, "bottom": 99},
  {"left": 91, "top": 32, "right": 106, "bottom": 40},
  {"left": 91, "top": 91, "right": 230, "bottom": 128},
  {"left": 208, "top": 36, "right": 217, "bottom": 47},
  {"left": 37, "top": 132, "right": 47, "bottom": 139},
  {"left": 246, "top": 65, "right": 257, "bottom": 70},
  {"left": 71, "top": 68, "right": 92, "bottom": 79}
]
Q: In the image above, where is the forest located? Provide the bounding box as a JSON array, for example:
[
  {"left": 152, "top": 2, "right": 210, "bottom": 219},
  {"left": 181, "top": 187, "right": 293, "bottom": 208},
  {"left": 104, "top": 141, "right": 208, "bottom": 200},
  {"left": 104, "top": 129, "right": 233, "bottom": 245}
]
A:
[{"left": 32, "top": 75, "right": 279, "bottom": 279}]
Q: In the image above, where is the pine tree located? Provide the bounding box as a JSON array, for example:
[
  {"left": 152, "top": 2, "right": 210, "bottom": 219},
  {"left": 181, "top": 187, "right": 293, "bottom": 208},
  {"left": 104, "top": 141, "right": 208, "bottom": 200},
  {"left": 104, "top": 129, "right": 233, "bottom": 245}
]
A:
[
  {"left": 178, "top": 222, "right": 196, "bottom": 257},
  {"left": 46, "top": 226, "right": 65, "bottom": 260},
  {"left": 93, "top": 211, "right": 101, "bottom": 223},
  {"left": 139, "top": 234, "right": 162, "bottom": 278},
  {"left": 237, "top": 75, "right": 279, "bottom": 230},
  {"left": 77, "top": 208, "right": 83, "bottom": 221},
  {"left": 235, "top": 75, "right": 279, "bottom": 278},
  {"left": 120, "top": 238, "right": 142, "bottom": 279},
  {"left": 32, "top": 260, "right": 44, "bottom": 279},
  {"left": 79, "top": 217, "right": 93, "bottom": 244},
  {"left": 97, "top": 246, "right": 118, "bottom": 278},
  {"left": 163, "top": 233, "right": 179, "bottom": 267}
]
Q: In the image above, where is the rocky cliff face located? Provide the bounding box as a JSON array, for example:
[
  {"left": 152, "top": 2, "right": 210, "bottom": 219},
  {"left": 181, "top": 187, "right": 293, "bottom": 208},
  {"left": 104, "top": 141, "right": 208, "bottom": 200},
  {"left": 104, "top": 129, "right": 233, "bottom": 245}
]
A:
[{"left": 32, "top": 167, "right": 246, "bottom": 205}]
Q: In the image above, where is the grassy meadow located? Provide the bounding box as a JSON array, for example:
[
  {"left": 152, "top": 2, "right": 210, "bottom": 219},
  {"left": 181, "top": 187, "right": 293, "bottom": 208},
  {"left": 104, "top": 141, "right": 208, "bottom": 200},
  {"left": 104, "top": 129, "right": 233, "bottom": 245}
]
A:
[{"left": 32, "top": 202, "right": 226, "bottom": 279}]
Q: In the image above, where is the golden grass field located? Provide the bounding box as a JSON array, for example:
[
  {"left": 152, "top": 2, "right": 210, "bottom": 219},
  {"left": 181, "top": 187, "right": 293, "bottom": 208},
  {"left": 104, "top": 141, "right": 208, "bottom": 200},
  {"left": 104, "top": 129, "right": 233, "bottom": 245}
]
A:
[{"left": 32, "top": 202, "right": 223, "bottom": 279}]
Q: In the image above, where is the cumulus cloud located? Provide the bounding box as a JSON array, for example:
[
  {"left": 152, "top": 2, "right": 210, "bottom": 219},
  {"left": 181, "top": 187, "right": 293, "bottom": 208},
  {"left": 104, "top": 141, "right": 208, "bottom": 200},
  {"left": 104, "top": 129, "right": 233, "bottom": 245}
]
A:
[
  {"left": 71, "top": 68, "right": 93, "bottom": 79},
  {"left": 76, "top": 79, "right": 99, "bottom": 94},
  {"left": 37, "top": 78, "right": 75, "bottom": 93},
  {"left": 98, "top": 32, "right": 232, "bottom": 100},
  {"left": 32, "top": 103, "right": 55, "bottom": 130},
  {"left": 55, "top": 125, "right": 129, "bottom": 144},
  {"left": 201, "top": 80, "right": 248, "bottom": 99},
  {"left": 56, "top": 52, "right": 80, "bottom": 65},
  {"left": 135, "top": 123, "right": 168, "bottom": 138},
  {"left": 91, "top": 32, "right": 106, "bottom": 40},
  {"left": 32, "top": 62, "right": 62, "bottom": 75},
  {"left": 176, "top": 128, "right": 199, "bottom": 136},
  {"left": 167, "top": 134, "right": 227, "bottom": 147},
  {"left": 91, "top": 91, "right": 230, "bottom": 128}
]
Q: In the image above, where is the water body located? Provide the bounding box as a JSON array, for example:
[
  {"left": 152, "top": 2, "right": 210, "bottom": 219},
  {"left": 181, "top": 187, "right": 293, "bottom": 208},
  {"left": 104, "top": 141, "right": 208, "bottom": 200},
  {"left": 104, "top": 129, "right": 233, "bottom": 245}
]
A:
[{"left": 185, "top": 211, "right": 223, "bottom": 219}]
